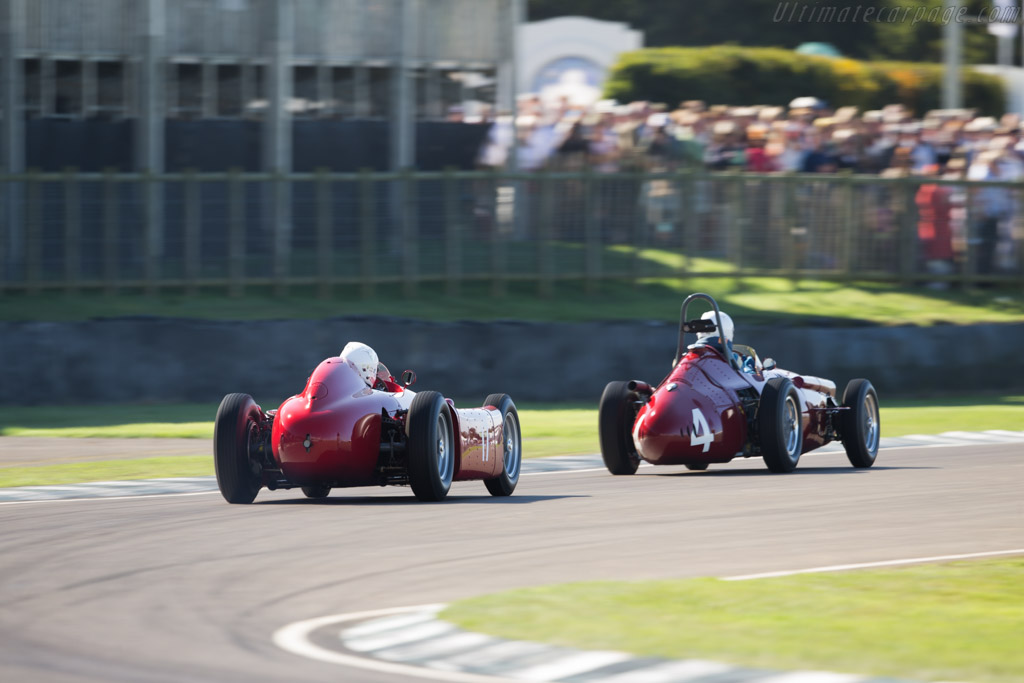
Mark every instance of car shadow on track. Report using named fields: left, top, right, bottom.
left=645, top=465, right=935, bottom=477
left=254, top=494, right=588, bottom=506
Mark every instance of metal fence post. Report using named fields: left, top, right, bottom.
left=492, top=169, right=507, bottom=298
left=900, top=178, right=918, bottom=285
left=583, top=165, right=599, bottom=294
left=315, top=168, right=333, bottom=300
left=359, top=169, right=376, bottom=299
left=783, top=173, right=798, bottom=283
left=840, top=174, right=855, bottom=280
left=1017, top=187, right=1024, bottom=291
left=630, top=170, right=647, bottom=286
left=63, top=168, right=80, bottom=294
left=401, top=168, right=418, bottom=298
left=143, top=168, right=160, bottom=295
left=183, top=169, right=200, bottom=295
left=963, top=182, right=976, bottom=288
left=103, top=168, right=119, bottom=295
left=537, top=169, right=554, bottom=298
left=443, top=168, right=462, bottom=297
left=273, top=170, right=290, bottom=297
left=733, top=173, right=747, bottom=285
left=25, top=169, right=40, bottom=294
left=228, top=168, right=245, bottom=297
left=678, top=168, right=697, bottom=277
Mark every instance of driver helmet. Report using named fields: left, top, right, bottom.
left=696, top=310, right=735, bottom=347
left=340, top=341, right=379, bottom=387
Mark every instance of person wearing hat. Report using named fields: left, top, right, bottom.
left=967, top=150, right=1012, bottom=276
left=915, top=163, right=955, bottom=287
left=745, top=125, right=775, bottom=172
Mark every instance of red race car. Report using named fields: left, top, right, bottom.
left=213, top=343, right=522, bottom=503
left=599, top=293, right=879, bottom=474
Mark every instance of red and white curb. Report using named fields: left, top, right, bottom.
left=274, top=604, right=880, bottom=682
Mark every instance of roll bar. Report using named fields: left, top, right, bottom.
left=673, top=292, right=739, bottom=371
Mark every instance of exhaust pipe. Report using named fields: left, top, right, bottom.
left=627, top=380, right=653, bottom=395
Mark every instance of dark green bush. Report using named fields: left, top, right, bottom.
left=604, top=46, right=1005, bottom=116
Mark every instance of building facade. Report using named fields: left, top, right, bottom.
left=1, top=0, right=516, bottom=174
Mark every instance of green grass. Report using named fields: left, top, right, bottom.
left=1, top=396, right=1021, bottom=488
left=2, top=271, right=1022, bottom=326
left=3, top=396, right=1021, bottom=443
left=441, top=557, right=1024, bottom=683
left=0, top=403, right=219, bottom=439
left=0, top=457, right=212, bottom=488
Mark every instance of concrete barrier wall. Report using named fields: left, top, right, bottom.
left=2, top=317, right=1022, bottom=406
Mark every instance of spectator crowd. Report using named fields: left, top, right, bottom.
left=472, top=95, right=1022, bottom=280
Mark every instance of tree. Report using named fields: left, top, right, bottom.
left=528, top=0, right=999, bottom=64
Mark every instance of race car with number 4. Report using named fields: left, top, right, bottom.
left=599, top=293, right=880, bottom=474
left=214, top=347, right=522, bottom=503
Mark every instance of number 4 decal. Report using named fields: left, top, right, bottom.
left=690, top=408, right=714, bottom=452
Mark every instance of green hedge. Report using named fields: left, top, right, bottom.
left=604, top=46, right=1005, bottom=116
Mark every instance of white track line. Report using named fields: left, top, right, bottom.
left=722, top=548, right=1024, bottom=581
left=0, top=490, right=219, bottom=506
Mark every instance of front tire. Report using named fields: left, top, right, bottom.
left=759, top=378, right=803, bottom=473
left=598, top=381, right=641, bottom=475
left=483, top=394, right=521, bottom=497
left=213, top=393, right=263, bottom=504
left=407, top=391, right=456, bottom=501
left=841, top=379, right=880, bottom=468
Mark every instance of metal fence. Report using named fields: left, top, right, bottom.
left=1, top=169, right=1022, bottom=297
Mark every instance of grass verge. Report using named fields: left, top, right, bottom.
left=0, top=457, right=212, bottom=488
left=1, top=396, right=1021, bottom=487
left=440, top=557, right=1024, bottom=683
left=2, top=276, right=1022, bottom=326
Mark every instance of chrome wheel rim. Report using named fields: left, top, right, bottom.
left=863, top=392, right=879, bottom=454
left=436, top=411, right=453, bottom=487
left=502, top=413, right=521, bottom=480
left=783, top=395, right=800, bottom=457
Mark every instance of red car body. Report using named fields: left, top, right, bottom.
left=600, top=293, right=880, bottom=474
left=214, top=357, right=522, bottom=503
left=631, top=345, right=838, bottom=465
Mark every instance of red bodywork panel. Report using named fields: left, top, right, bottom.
left=632, top=345, right=837, bottom=467
left=271, top=358, right=504, bottom=487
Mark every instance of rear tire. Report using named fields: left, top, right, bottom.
left=841, top=379, right=880, bottom=468
left=301, top=485, right=331, bottom=499
left=213, top=393, right=263, bottom=504
left=407, top=391, right=455, bottom=501
left=684, top=463, right=709, bottom=471
left=598, top=381, right=641, bottom=475
left=759, top=378, right=803, bottom=473
left=483, top=394, right=521, bottom=497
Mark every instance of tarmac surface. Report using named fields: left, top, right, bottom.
left=1, top=438, right=1021, bottom=682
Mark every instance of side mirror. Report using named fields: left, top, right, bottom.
left=400, top=369, right=417, bottom=387
left=763, top=358, right=777, bottom=371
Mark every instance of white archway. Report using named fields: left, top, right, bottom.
left=517, top=16, right=643, bottom=105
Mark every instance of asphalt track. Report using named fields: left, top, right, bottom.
left=1, top=442, right=1021, bottom=682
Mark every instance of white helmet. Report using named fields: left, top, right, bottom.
left=340, top=341, right=379, bottom=387
left=696, top=310, right=735, bottom=346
